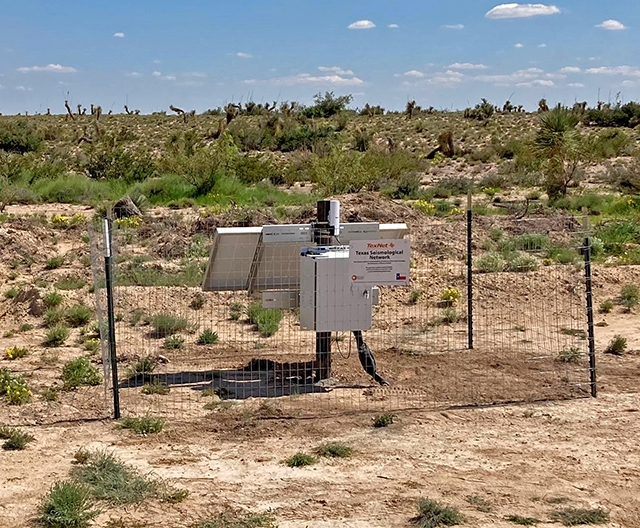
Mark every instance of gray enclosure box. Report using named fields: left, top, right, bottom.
left=299, top=247, right=374, bottom=332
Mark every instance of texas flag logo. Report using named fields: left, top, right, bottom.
left=396, top=273, right=406, bottom=281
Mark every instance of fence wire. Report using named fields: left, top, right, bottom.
left=90, top=208, right=592, bottom=420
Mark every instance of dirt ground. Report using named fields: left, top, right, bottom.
left=1, top=350, right=639, bottom=527
left=1, top=201, right=640, bottom=527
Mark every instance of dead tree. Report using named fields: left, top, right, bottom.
left=90, top=104, right=95, bottom=115
left=406, top=100, right=417, bottom=119
left=64, top=100, right=75, bottom=120
left=95, top=106, right=102, bottom=121
left=538, top=98, right=549, bottom=113
left=124, top=105, right=132, bottom=115
left=76, top=104, right=82, bottom=116
left=46, top=108, right=51, bottom=116
left=225, top=103, right=240, bottom=125
left=169, top=104, right=185, bottom=116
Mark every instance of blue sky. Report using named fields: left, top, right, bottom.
left=1, top=1, right=639, bottom=114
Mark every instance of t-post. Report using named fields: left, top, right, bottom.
left=103, top=218, right=121, bottom=418
left=314, top=200, right=333, bottom=380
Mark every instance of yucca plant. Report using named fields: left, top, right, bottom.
left=534, top=107, right=583, bottom=199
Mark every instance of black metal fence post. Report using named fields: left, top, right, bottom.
left=103, top=219, right=121, bottom=418
left=467, top=192, right=474, bottom=350
left=314, top=201, right=332, bottom=381
left=583, top=235, right=597, bottom=398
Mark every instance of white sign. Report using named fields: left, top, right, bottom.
left=349, top=239, right=410, bottom=286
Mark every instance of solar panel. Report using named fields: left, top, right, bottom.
left=201, top=223, right=408, bottom=292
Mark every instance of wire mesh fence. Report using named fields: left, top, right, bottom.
left=90, top=203, right=593, bottom=420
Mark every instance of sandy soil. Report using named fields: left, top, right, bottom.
left=1, top=372, right=638, bottom=527
left=1, top=200, right=639, bottom=527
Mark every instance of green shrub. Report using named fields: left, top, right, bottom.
left=284, top=452, right=316, bottom=467
left=194, top=512, right=276, bottom=528
left=55, top=277, right=86, bottom=291
left=505, top=253, right=539, bottom=272
left=0, top=369, right=33, bottom=405
left=373, top=412, right=396, bottom=428
left=441, top=308, right=459, bottom=324
left=411, top=498, right=464, bottom=527
left=126, top=357, right=156, bottom=379
left=44, top=291, right=64, bottom=308
left=550, top=508, right=609, bottom=526
left=61, top=357, right=102, bottom=390
left=5, top=346, right=29, bottom=360
left=476, top=253, right=505, bottom=273
left=598, top=300, right=613, bottom=314
left=229, top=302, right=244, bottom=320
left=163, top=335, right=184, bottom=350
left=620, top=284, right=639, bottom=311
left=46, top=255, right=65, bottom=270
left=315, top=442, right=353, bottom=458
left=44, top=325, right=70, bottom=347
left=84, top=145, right=156, bottom=182
left=558, top=347, right=583, bottom=363
left=198, top=330, right=219, bottom=345
left=148, top=312, right=189, bottom=337
left=44, top=308, right=65, bottom=328
left=247, top=302, right=282, bottom=337
left=595, top=220, right=640, bottom=255
left=39, top=481, right=98, bottom=528
left=141, top=381, right=170, bottom=395
left=408, top=289, right=423, bottom=305
left=303, top=91, right=352, bottom=118
left=604, top=335, right=627, bottom=356
left=189, top=292, right=207, bottom=310
left=4, top=286, right=22, bottom=299
left=65, top=305, right=93, bottom=328
left=505, top=515, right=540, bottom=525
left=0, top=120, right=43, bottom=154
left=0, top=426, right=34, bottom=450
left=71, top=450, right=161, bottom=504
left=119, top=415, right=165, bottom=435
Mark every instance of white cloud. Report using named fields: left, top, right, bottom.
left=237, top=52, right=253, bottom=59
left=348, top=20, right=376, bottom=30
left=153, top=59, right=162, bottom=64
left=586, top=65, right=640, bottom=76
left=559, top=66, right=581, bottom=74
left=388, top=24, right=399, bottom=28
left=245, top=73, right=364, bottom=86
left=516, top=79, right=555, bottom=87
left=113, top=32, right=125, bottom=38
left=448, top=62, right=488, bottom=70
left=475, top=67, right=559, bottom=85
left=185, top=72, right=207, bottom=78
left=622, top=80, right=636, bottom=87
left=404, top=70, right=465, bottom=86
left=163, top=75, right=176, bottom=81
left=596, top=19, right=626, bottom=31
left=126, top=72, right=142, bottom=77
left=152, top=71, right=162, bottom=77
left=568, top=83, right=585, bottom=88
left=514, top=43, right=524, bottom=48
left=486, top=3, right=560, bottom=19
left=538, top=43, right=547, bottom=48
left=15, top=85, right=32, bottom=91
left=404, top=70, right=425, bottom=77
left=318, top=66, right=354, bottom=76
left=17, top=63, right=77, bottom=73
left=443, top=24, right=465, bottom=29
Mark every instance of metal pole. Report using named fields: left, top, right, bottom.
left=466, top=192, right=474, bottom=350
left=314, top=201, right=332, bottom=381
left=103, top=219, right=121, bottom=418
left=583, top=235, right=597, bottom=398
